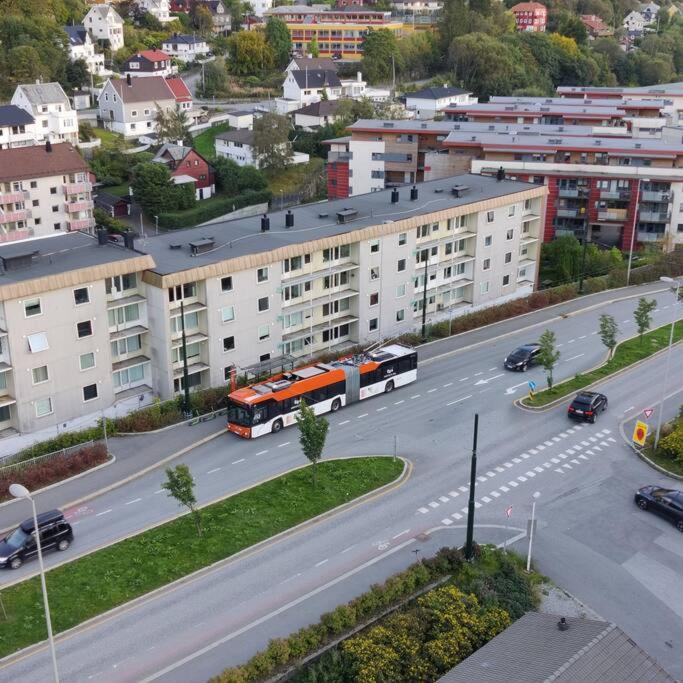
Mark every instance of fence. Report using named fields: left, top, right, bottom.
left=0, top=440, right=98, bottom=475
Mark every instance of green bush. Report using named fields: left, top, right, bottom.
left=657, top=426, right=683, bottom=462
left=13, top=425, right=104, bottom=463
left=583, top=275, right=608, bottom=293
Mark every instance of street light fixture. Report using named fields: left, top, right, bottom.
left=9, top=483, right=60, bottom=683
left=526, top=491, right=541, bottom=572
left=654, top=276, right=681, bottom=450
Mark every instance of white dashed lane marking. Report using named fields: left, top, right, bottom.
left=125, top=498, right=142, bottom=505
left=96, top=509, right=112, bottom=517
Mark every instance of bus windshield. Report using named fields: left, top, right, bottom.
left=227, top=400, right=252, bottom=427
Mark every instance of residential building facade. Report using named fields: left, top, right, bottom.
left=84, top=4, right=125, bottom=52
left=0, top=106, right=37, bottom=150
left=282, top=69, right=343, bottom=108
left=65, top=25, right=107, bottom=77
left=152, top=144, right=215, bottom=200
left=214, top=130, right=309, bottom=168
left=122, top=49, right=176, bottom=78
left=161, top=34, right=211, bottom=62
left=510, top=2, right=547, bottom=31
left=405, top=86, right=476, bottom=120
left=11, top=83, right=79, bottom=145
left=136, top=0, right=173, bottom=23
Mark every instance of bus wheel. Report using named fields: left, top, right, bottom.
left=385, top=380, right=395, bottom=393
left=331, top=398, right=341, bottom=412
left=272, top=419, right=283, bottom=434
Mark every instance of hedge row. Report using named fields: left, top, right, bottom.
left=157, top=189, right=272, bottom=229
left=11, top=425, right=105, bottom=464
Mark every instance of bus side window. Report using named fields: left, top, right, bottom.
left=398, top=357, right=412, bottom=373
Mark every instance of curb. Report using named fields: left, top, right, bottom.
left=0, top=456, right=411, bottom=667
left=515, top=328, right=682, bottom=413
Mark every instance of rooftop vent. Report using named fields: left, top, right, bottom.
left=96, top=228, right=108, bottom=246
left=126, top=73, right=132, bottom=87
left=45, top=140, right=52, bottom=153
left=421, top=123, right=428, bottom=129
left=336, top=208, right=358, bottom=223
left=434, top=188, right=444, bottom=193
left=451, top=184, right=470, bottom=198
left=382, top=122, right=394, bottom=128
left=123, top=230, right=135, bottom=250
left=169, top=243, right=182, bottom=250
left=594, top=140, right=602, bottom=146
left=558, top=617, right=569, bottom=632
left=285, top=210, right=294, bottom=228
left=410, top=185, right=418, bottom=200
left=496, top=167, right=505, bottom=182
left=318, top=212, right=329, bottom=218
left=261, top=215, right=270, bottom=232
left=0, top=250, right=38, bottom=272
left=391, top=188, right=399, bottom=204
left=189, top=237, right=215, bottom=255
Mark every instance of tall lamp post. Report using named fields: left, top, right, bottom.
left=654, top=276, right=681, bottom=449
left=9, top=484, right=59, bottom=683
left=525, top=491, right=541, bottom=572
left=626, top=177, right=649, bottom=286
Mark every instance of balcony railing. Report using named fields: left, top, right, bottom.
left=597, top=210, right=627, bottom=221
left=638, top=210, right=670, bottom=222
left=0, top=191, right=28, bottom=205
left=327, top=151, right=352, bottom=163
left=64, top=181, right=92, bottom=195
left=599, top=190, right=630, bottom=200
left=0, top=228, right=32, bottom=243
left=556, top=208, right=581, bottom=218
left=67, top=217, right=96, bottom=231
left=0, top=208, right=30, bottom=224
left=641, top=190, right=669, bottom=202
left=637, top=231, right=665, bottom=242
left=557, top=188, right=586, bottom=198
left=66, top=199, right=94, bottom=213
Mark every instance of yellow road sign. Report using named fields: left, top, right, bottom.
left=633, top=420, right=648, bottom=446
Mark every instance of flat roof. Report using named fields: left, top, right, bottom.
left=488, top=95, right=665, bottom=110
left=444, top=102, right=627, bottom=118
left=557, top=81, right=683, bottom=97
left=136, top=173, right=540, bottom=276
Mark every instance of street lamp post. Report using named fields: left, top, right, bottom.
left=526, top=491, right=541, bottom=572
left=626, top=177, right=648, bottom=286
left=154, top=215, right=159, bottom=235
left=9, top=484, right=59, bottom=683
left=654, top=276, right=681, bottom=449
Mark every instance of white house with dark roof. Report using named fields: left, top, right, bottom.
left=121, top=49, right=176, bottom=78
left=282, top=69, right=343, bottom=108
left=84, top=4, right=125, bottom=52
left=11, top=83, right=79, bottom=145
left=405, top=86, right=477, bottom=119
left=161, top=34, right=211, bottom=62
left=293, top=101, right=343, bottom=130
left=0, top=105, right=37, bottom=149
left=285, top=57, right=338, bottom=74
left=64, top=25, right=107, bottom=77
left=214, top=130, right=309, bottom=168
left=136, top=0, right=173, bottom=23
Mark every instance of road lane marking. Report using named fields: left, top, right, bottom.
left=474, top=501, right=482, bottom=508
left=452, top=513, right=463, bottom=520
left=579, top=335, right=587, bottom=339
left=488, top=367, right=497, bottom=371
left=461, top=507, right=469, bottom=514
left=338, top=420, right=350, bottom=425
left=504, top=462, right=513, bottom=468
left=512, top=457, right=522, bottom=464
left=474, top=372, right=483, bottom=376
left=499, top=486, right=509, bottom=492
left=481, top=496, right=492, bottom=503
left=458, top=485, right=469, bottom=492
left=410, top=395, right=420, bottom=400
left=447, top=394, right=472, bottom=406
left=529, top=449, right=538, bottom=454
left=525, top=471, right=536, bottom=477
left=443, top=382, right=453, bottom=387
left=376, top=406, right=387, bottom=412
left=477, top=476, right=487, bottom=483
left=534, top=467, right=544, bottom=473
left=154, top=489, right=164, bottom=494
left=394, top=400, right=404, bottom=405
left=427, top=388, right=437, bottom=393
left=552, top=437, right=561, bottom=442
left=459, top=377, right=469, bottom=382
left=508, top=481, right=519, bottom=487
left=441, top=518, right=453, bottom=525
left=357, top=413, right=369, bottom=418
left=542, top=462, right=550, bottom=468
left=591, top=331, right=598, bottom=335
left=544, top=440, right=553, bottom=446
left=277, top=442, right=290, bottom=448
left=96, top=509, right=112, bottom=517
left=428, top=501, right=439, bottom=508
left=565, top=354, right=585, bottom=362
left=559, top=432, right=568, bottom=438
left=536, top=444, right=545, bottom=451
left=438, top=496, right=450, bottom=503
left=280, top=573, right=302, bottom=584
left=448, top=491, right=459, bottom=497
left=232, top=458, right=245, bottom=464
left=315, top=559, right=329, bottom=567
left=255, top=450, right=268, bottom=456
left=341, top=545, right=355, bottom=554
left=490, top=491, right=501, bottom=498
left=207, top=467, right=221, bottom=474
left=392, top=529, right=410, bottom=539
left=125, top=498, right=142, bottom=505
left=495, top=466, right=505, bottom=473
left=417, top=507, right=429, bottom=514
left=567, top=339, right=575, bottom=343
left=517, top=476, right=527, bottom=482
left=486, top=471, right=496, bottom=477
left=521, top=453, right=530, bottom=459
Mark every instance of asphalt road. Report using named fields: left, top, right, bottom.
left=0, top=288, right=681, bottom=682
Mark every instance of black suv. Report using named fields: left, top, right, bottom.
left=634, top=486, right=683, bottom=532
left=567, top=391, right=608, bottom=423
left=504, top=344, right=541, bottom=371
left=0, top=509, right=73, bottom=570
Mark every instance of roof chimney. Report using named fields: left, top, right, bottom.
left=126, top=73, right=132, bottom=87
left=261, top=214, right=270, bottom=232
left=496, top=166, right=505, bottom=181
left=558, top=617, right=569, bottom=631
left=391, top=188, right=399, bottom=204
left=45, top=139, right=52, bottom=153
left=410, top=185, right=418, bottom=201
left=285, top=210, right=294, bottom=228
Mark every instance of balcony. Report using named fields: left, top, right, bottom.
left=641, top=190, right=669, bottom=202
left=64, top=181, right=92, bottom=195
left=0, top=191, right=28, bottom=204
left=557, top=188, right=584, bottom=198
left=637, top=231, right=665, bottom=242
left=599, top=190, right=630, bottom=200
left=327, top=151, right=352, bottom=163
left=0, top=208, right=30, bottom=225
left=67, top=217, right=96, bottom=231
left=66, top=199, right=94, bottom=213
left=638, top=210, right=670, bottom=222
left=556, top=208, right=581, bottom=218
left=597, top=210, right=627, bottom=221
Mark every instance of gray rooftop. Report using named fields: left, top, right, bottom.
left=488, top=95, right=666, bottom=110
left=0, top=105, right=34, bottom=127
left=135, top=173, right=538, bottom=276
left=439, top=613, right=677, bottom=683
left=215, top=129, right=254, bottom=145
left=557, top=81, right=683, bottom=96
left=408, top=86, right=471, bottom=100
left=16, top=82, right=70, bottom=107
left=446, top=102, right=626, bottom=117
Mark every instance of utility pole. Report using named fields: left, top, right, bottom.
left=180, top=300, right=192, bottom=418
left=420, top=253, right=428, bottom=342
left=464, top=413, right=479, bottom=561
left=577, top=217, right=589, bottom=294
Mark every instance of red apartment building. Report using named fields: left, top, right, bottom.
left=510, top=2, right=547, bottom=32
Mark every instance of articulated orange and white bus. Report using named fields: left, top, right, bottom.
left=227, top=343, right=418, bottom=438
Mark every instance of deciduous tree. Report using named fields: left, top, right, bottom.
left=162, top=464, right=202, bottom=536
left=633, top=297, right=657, bottom=344
left=228, top=29, right=274, bottom=75
left=295, top=400, right=329, bottom=487
left=265, top=17, right=292, bottom=69
left=599, top=314, right=619, bottom=359
left=538, top=328, right=561, bottom=390
left=253, top=112, right=291, bottom=171
left=361, top=29, right=401, bottom=84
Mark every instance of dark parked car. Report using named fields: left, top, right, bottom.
left=0, top=509, right=73, bottom=570
left=504, top=343, right=541, bottom=371
left=634, top=486, right=683, bottom=532
left=567, top=391, right=608, bottom=423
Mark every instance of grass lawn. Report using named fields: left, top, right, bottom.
left=0, top=457, right=402, bottom=658
left=91, top=127, right=127, bottom=151
left=522, top=320, right=683, bottom=407
left=102, top=182, right=131, bottom=197
left=643, top=447, right=683, bottom=477
left=268, top=158, right=324, bottom=196
left=192, top=122, right=231, bottom=159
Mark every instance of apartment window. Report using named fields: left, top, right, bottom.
left=83, top=384, right=98, bottom=402
left=172, top=342, right=201, bottom=365
left=30, top=181, right=37, bottom=189
left=223, top=336, right=235, bottom=351
left=396, top=283, right=406, bottom=297
left=519, top=268, right=527, bottom=279
left=35, top=397, right=53, bottom=418
left=370, top=292, right=379, bottom=306
left=24, top=298, right=42, bottom=317
left=27, top=332, right=49, bottom=353
left=131, top=110, right=137, bottom=117
left=283, top=311, right=304, bottom=328
left=221, top=276, right=233, bottom=292
left=369, top=318, right=378, bottom=331
left=224, top=365, right=234, bottom=382
left=417, top=225, right=429, bottom=239
left=258, top=324, right=270, bottom=341
left=257, top=267, right=269, bottom=283
left=53, top=223, right=61, bottom=230
left=106, top=273, right=137, bottom=294
left=32, top=365, right=49, bottom=385
left=221, top=306, right=235, bottom=322
left=50, top=187, right=57, bottom=195
left=370, top=239, right=380, bottom=253
left=508, top=205, right=516, bottom=217
left=487, top=211, right=495, bottom=223
left=398, top=232, right=407, bottom=246
left=445, top=242, right=453, bottom=256
left=79, top=352, right=96, bottom=370
left=505, top=252, right=512, bottom=264
left=323, top=245, right=350, bottom=261
left=524, top=199, right=532, bottom=210
left=32, top=199, right=39, bottom=207
left=484, top=235, right=492, bottom=247
left=483, top=258, right=491, bottom=271
left=170, top=313, right=198, bottom=334
left=480, top=281, right=490, bottom=294
left=397, top=258, right=406, bottom=272
left=108, top=304, right=139, bottom=327
left=503, top=274, right=511, bottom=286
left=168, top=282, right=196, bottom=302
left=396, top=309, right=405, bottom=322
left=506, top=229, right=514, bottom=240
left=77, top=320, right=93, bottom=338
left=283, top=256, right=302, bottom=272
left=257, top=296, right=269, bottom=312
left=52, top=205, right=59, bottom=213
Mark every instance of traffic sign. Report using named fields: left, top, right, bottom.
left=632, top=420, right=648, bottom=446
left=505, top=505, right=513, bottom=518
left=528, top=380, right=537, bottom=391
left=643, top=408, right=654, bottom=419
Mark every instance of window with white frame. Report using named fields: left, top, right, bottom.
left=170, top=312, right=199, bottom=334
left=505, top=252, right=512, bottom=264
left=79, top=352, right=96, bottom=370
left=484, top=235, right=492, bottom=247
left=483, top=258, right=491, bottom=270
left=396, top=309, right=405, bottom=322
left=506, top=228, right=514, bottom=240
left=486, top=211, right=495, bottom=223
left=27, top=332, right=49, bottom=353
left=172, top=342, right=201, bottom=364
left=396, top=283, right=406, bottom=297
left=35, top=397, right=53, bottom=417
left=168, top=282, right=196, bottom=302
left=369, top=317, right=378, bottom=331
left=257, top=267, right=269, bottom=283
left=32, top=365, right=49, bottom=385
left=74, top=288, right=90, bottom=305
left=503, top=274, right=511, bottom=286
left=369, top=239, right=380, bottom=253
left=397, top=258, right=406, bottom=272
left=113, top=363, right=146, bottom=390
left=108, top=303, right=139, bottom=327
left=258, top=324, right=270, bottom=341
left=369, top=292, right=379, bottom=306
left=508, top=205, right=516, bottom=217
left=221, top=306, right=235, bottom=322
left=223, top=336, right=235, bottom=351
left=257, top=296, right=269, bottom=312
left=480, top=281, right=490, bottom=294
left=398, top=232, right=407, bottom=246
left=106, top=273, right=137, bottom=294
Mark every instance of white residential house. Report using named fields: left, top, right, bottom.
left=0, top=105, right=37, bottom=149
left=121, top=50, right=176, bottom=78
left=293, top=101, right=343, bottom=130
left=64, top=25, right=107, bottom=77
left=282, top=69, right=343, bottom=108
left=405, top=86, right=477, bottom=119
left=285, top=57, right=338, bottom=74
left=84, top=4, right=125, bottom=52
left=214, top=130, right=309, bottom=168
left=225, top=110, right=255, bottom=130
left=251, top=0, right=273, bottom=16
left=623, top=10, right=647, bottom=34
left=639, top=1, right=660, bottom=22
left=136, top=0, right=173, bottom=22
left=11, top=83, right=79, bottom=145
left=98, top=75, right=177, bottom=138
left=161, top=34, right=211, bottom=62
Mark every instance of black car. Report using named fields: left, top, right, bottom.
left=634, top=486, right=683, bottom=532
left=504, top=344, right=541, bottom=371
left=567, top=391, right=608, bottom=423
left=0, top=509, right=73, bottom=570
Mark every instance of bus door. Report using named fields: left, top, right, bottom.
left=341, top=365, right=360, bottom=405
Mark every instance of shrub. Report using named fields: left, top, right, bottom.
left=657, top=426, right=683, bottom=462
left=583, top=276, right=608, bottom=294
left=12, top=425, right=104, bottom=463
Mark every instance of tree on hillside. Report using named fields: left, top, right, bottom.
left=599, top=314, right=619, bottom=360
left=191, top=4, right=214, bottom=35
left=265, top=17, right=292, bottom=69
left=540, top=235, right=582, bottom=285
left=213, top=157, right=269, bottom=194
left=308, top=35, right=320, bottom=58
left=361, top=29, right=401, bottom=84
left=228, top=30, right=274, bottom=75
left=131, top=162, right=172, bottom=216
left=64, top=58, right=89, bottom=90
left=162, top=464, right=202, bottom=536
left=253, top=112, right=291, bottom=171
left=538, top=328, right=561, bottom=391
left=155, top=104, right=192, bottom=146
left=633, top=297, right=657, bottom=344
left=295, top=400, right=329, bottom=487
left=201, top=59, right=229, bottom=98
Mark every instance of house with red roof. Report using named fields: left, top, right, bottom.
left=510, top=2, right=547, bottom=32
left=165, top=76, right=193, bottom=113
left=581, top=14, right=614, bottom=38
left=152, top=144, right=215, bottom=200
left=122, top=48, right=176, bottom=78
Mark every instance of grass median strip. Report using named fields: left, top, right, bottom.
left=0, top=457, right=403, bottom=658
left=522, top=320, right=683, bottom=408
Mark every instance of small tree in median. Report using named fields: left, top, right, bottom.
left=598, top=314, right=619, bottom=360
left=538, top=328, right=561, bottom=391
left=162, top=464, right=202, bottom=536
left=633, top=297, right=657, bottom=344
left=295, top=400, right=329, bottom=487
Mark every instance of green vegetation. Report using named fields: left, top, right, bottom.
left=211, top=546, right=540, bottom=683
left=192, top=121, right=232, bottom=159
left=131, top=161, right=196, bottom=217
left=267, top=158, right=325, bottom=198
left=522, top=321, right=683, bottom=407
left=0, top=458, right=403, bottom=658
left=643, top=405, right=683, bottom=477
